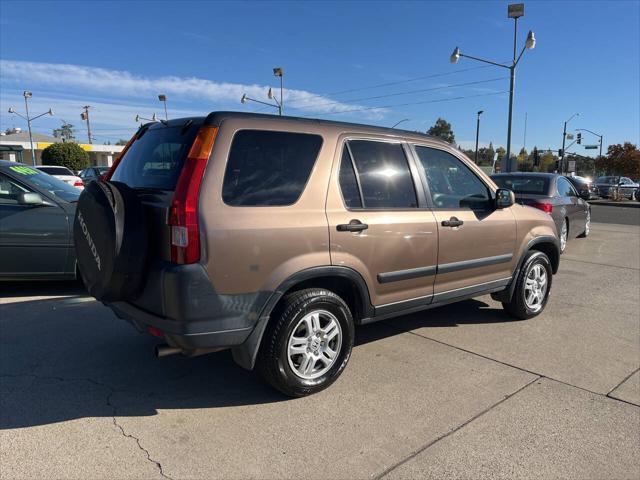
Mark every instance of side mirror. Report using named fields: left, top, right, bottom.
left=495, top=188, right=515, bottom=209
left=18, top=192, right=45, bottom=206
left=579, top=190, right=590, bottom=200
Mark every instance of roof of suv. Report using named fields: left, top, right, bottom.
left=141, top=111, right=452, bottom=147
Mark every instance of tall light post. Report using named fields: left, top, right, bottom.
left=273, top=67, right=284, bottom=115
left=450, top=3, right=536, bottom=172
left=475, top=110, right=484, bottom=164
left=240, top=93, right=281, bottom=115
left=8, top=91, right=54, bottom=166
left=560, top=113, right=579, bottom=174
left=158, top=94, right=168, bottom=120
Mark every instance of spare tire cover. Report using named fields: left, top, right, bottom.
left=74, top=181, right=148, bottom=301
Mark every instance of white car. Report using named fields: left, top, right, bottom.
left=36, top=166, right=84, bottom=189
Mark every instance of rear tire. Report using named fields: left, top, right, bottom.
left=257, top=288, right=354, bottom=397
left=502, top=251, right=553, bottom=320
left=559, top=218, right=568, bottom=253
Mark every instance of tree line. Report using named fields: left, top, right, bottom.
left=425, top=117, right=639, bottom=178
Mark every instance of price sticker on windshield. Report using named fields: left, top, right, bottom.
left=10, top=166, right=39, bottom=175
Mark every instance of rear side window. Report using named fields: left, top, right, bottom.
left=110, top=123, right=200, bottom=190
left=345, top=140, right=417, bottom=209
left=222, top=130, right=322, bottom=206
left=38, top=166, right=74, bottom=176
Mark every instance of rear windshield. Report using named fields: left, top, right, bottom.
left=110, top=123, right=199, bottom=190
left=38, top=166, right=74, bottom=176
left=596, top=176, right=618, bottom=185
left=492, top=175, right=550, bottom=194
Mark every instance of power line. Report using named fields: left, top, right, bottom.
left=287, top=77, right=506, bottom=110
left=324, top=63, right=503, bottom=96
left=302, top=90, right=509, bottom=116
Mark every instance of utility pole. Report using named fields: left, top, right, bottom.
left=81, top=106, right=93, bottom=144
left=475, top=110, right=484, bottom=164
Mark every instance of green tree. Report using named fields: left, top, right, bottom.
left=41, top=142, right=89, bottom=171
left=427, top=118, right=455, bottom=144
left=539, top=151, right=557, bottom=173
left=595, top=143, right=640, bottom=177
left=115, top=139, right=129, bottom=146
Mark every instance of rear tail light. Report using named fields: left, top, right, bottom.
left=168, top=126, right=218, bottom=264
left=74, top=180, right=84, bottom=187
left=532, top=201, right=553, bottom=214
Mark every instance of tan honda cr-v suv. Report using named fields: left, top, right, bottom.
left=74, top=112, right=560, bottom=397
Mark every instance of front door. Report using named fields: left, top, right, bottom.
left=410, top=145, right=517, bottom=297
left=0, top=173, right=70, bottom=277
left=326, top=138, right=438, bottom=308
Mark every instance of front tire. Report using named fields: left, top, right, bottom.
left=257, top=288, right=354, bottom=397
left=502, top=251, right=553, bottom=320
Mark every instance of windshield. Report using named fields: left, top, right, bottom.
left=491, top=175, right=550, bottom=194
left=110, top=122, right=200, bottom=190
left=38, top=166, right=74, bottom=176
left=7, top=165, right=80, bottom=202
left=596, top=176, right=619, bottom=185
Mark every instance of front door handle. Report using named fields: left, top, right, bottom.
left=441, top=217, right=463, bottom=228
left=337, top=220, right=369, bottom=232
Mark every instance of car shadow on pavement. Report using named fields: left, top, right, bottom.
left=1, top=290, right=514, bottom=429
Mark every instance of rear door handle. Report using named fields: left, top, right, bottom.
left=337, top=220, right=369, bottom=232
left=441, top=217, right=463, bottom=228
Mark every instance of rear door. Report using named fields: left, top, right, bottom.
left=556, top=176, right=586, bottom=237
left=410, top=145, right=517, bottom=296
left=326, top=137, right=438, bottom=308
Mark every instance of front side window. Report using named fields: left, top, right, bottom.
left=222, top=130, right=322, bottom=206
left=414, top=146, right=490, bottom=209
left=0, top=173, right=30, bottom=205
left=3, top=166, right=79, bottom=203
left=345, top=140, right=417, bottom=209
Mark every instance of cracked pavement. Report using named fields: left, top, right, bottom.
left=1, top=222, right=639, bottom=479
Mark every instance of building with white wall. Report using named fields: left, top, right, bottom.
left=0, top=130, right=124, bottom=167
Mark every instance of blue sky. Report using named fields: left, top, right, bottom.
left=1, top=0, right=638, bottom=155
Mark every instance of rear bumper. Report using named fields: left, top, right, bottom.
left=107, top=261, right=272, bottom=350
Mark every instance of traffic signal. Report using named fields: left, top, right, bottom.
left=533, top=147, right=540, bottom=166
left=577, top=133, right=582, bottom=144
left=558, top=148, right=563, bottom=157
left=80, top=112, right=87, bottom=120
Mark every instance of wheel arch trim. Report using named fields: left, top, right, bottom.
left=231, top=266, right=373, bottom=370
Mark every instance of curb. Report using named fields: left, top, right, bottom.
left=588, top=200, right=640, bottom=209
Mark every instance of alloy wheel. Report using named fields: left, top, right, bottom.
left=524, top=264, right=548, bottom=313
left=287, top=309, right=343, bottom=380
left=560, top=220, right=568, bottom=252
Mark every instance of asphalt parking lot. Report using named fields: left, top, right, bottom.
left=1, top=222, right=639, bottom=479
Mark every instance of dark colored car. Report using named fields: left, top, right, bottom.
left=0, top=160, right=80, bottom=280
left=566, top=175, right=598, bottom=200
left=78, top=166, right=110, bottom=186
left=594, top=176, right=639, bottom=199
left=491, top=172, right=590, bottom=253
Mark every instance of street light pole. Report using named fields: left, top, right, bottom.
left=475, top=110, right=484, bottom=164
left=23, top=92, right=35, bottom=164
left=8, top=91, right=53, bottom=166
left=450, top=3, right=535, bottom=172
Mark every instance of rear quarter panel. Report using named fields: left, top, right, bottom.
left=198, top=117, right=333, bottom=295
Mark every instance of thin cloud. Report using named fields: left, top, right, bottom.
left=0, top=60, right=386, bottom=119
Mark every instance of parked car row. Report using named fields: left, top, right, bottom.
left=593, top=176, right=639, bottom=200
